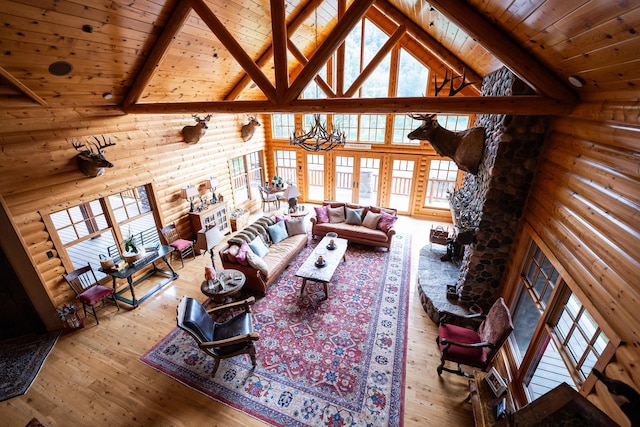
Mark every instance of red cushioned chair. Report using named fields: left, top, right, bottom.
left=63, top=263, right=120, bottom=325
left=436, top=297, right=513, bottom=377
left=177, top=296, right=259, bottom=376
left=161, top=222, right=195, bottom=268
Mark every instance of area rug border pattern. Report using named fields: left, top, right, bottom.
left=141, top=233, right=410, bottom=426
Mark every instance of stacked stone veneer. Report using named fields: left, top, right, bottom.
left=452, top=67, right=549, bottom=311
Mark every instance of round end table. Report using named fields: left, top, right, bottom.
left=200, top=269, right=246, bottom=304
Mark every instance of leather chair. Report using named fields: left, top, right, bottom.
left=160, top=222, right=195, bottom=267
left=63, top=263, right=120, bottom=325
left=436, top=297, right=513, bottom=377
left=177, top=296, right=259, bottom=375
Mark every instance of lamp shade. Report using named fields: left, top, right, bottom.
left=181, top=185, right=198, bottom=199
left=283, top=185, right=301, bottom=199
left=204, top=226, right=225, bottom=248
left=204, top=177, right=219, bottom=190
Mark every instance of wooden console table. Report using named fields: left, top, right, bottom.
left=100, top=245, right=178, bottom=308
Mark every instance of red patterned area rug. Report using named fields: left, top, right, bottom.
left=140, top=233, right=411, bottom=426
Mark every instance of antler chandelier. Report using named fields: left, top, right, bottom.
left=290, top=114, right=346, bottom=152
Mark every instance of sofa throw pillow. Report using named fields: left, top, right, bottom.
left=377, top=210, right=398, bottom=233
left=246, top=249, right=269, bottom=277
left=345, top=207, right=363, bottom=225
left=362, top=211, right=381, bottom=229
left=328, top=205, right=346, bottom=223
left=236, top=242, right=251, bottom=266
left=314, top=205, right=329, bottom=223
left=285, top=218, right=306, bottom=236
left=224, top=244, right=240, bottom=263
left=267, top=220, right=288, bottom=244
left=248, top=236, right=269, bottom=258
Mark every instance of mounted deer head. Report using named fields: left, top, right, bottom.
left=182, top=114, right=211, bottom=144
left=408, top=114, right=485, bottom=175
left=241, top=116, right=260, bottom=142
left=71, top=135, right=116, bottom=177
left=434, top=68, right=475, bottom=97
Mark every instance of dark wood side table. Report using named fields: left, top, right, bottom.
left=200, top=268, right=246, bottom=304
left=468, top=371, right=507, bottom=427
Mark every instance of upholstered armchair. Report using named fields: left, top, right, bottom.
left=436, top=297, right=513, bottom=377
left=177, top=296, right=259, bottom=375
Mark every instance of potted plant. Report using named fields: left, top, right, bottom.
left=57, top=302, right=84, bottom=329
left=123, top=232, right=144, bottom=265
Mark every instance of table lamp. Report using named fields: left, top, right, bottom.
left=181, top=185, right=199, bottom=212
left=204, top=177, right=219, bottom=204
left=282, top=185, right=301, bottom=211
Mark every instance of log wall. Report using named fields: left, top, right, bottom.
left=0, top=109, right=266, bottom=323
left=502, top=90, right=640, bottom=426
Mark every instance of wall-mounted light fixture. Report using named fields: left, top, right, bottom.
left=180, top=185, right=199, bottom=212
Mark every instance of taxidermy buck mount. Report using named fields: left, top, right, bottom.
left=70, top=135, right=116, bottom=177
left=408, top=69, right=485, bottom=175
left=182, top=114, right=211, bottom=143
left=241, top=116, right=260, bottom=142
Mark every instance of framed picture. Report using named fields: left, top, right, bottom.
left=486, top=367, right=508, bottom=397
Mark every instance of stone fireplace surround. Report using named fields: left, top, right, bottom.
left=418, top=67, right=549, bottom=322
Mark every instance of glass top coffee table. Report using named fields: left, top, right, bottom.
left=295, top=236, right=348, bottom=301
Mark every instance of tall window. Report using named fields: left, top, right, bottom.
left=508, top=240, right=617, bottom=403
left=274, top=150, right=297, bottom=184
left=271, top=113, right=295, bottom=139
left=424, top=160, right=458, bottom=208
left=230, top=156, right=249, bottom=203
left=49, top=185, right=159, bottom=279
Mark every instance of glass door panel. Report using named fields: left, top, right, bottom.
left=358, top=157, right=380, bottom=206
left=334, top=155, right=355, bottom=202
left=306, top=154, right=325, bottom=202
left=389, top=159, right=415, bottom=213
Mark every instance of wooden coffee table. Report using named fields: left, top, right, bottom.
left=200, top=268, right=246, bottom=304
left=296, top=236, right=348, bottom=301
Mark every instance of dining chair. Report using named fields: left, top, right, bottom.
left=160, top=222, right=195, bottom=268
left=63, top=263, right=120, bottom=325
left=259, top=186, right=279, bottom=211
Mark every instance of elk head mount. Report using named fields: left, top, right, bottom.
left=240, top=116, right=260, bottom=142
left=408, top=114, right=485, bottom=175
left=71, top=135, right=116, bottom=178
left=182, top=114, right=211, bottom=144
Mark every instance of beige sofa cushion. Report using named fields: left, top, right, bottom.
left=362, top=211, right=381, bottom=229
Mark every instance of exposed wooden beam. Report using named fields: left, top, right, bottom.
left=287, top=42, right=336, bottom=98
left=426, top=0, right=578, bottom=104
left=271, top=0, right=289, bottom=103
left=283, top=0, right=376, bottom=104
left=189, top=0, right=277, bottom=103
left=122, top=0, right=191, bottom=109
left=225, top=0, right=320, bottom=101
left=336, top=0, right=347, bottom=96
left=344, top=25, right=405, bottom=98
left=0, top=66, right=47, bottom=106
left=123, top=96, right=575, bottom=115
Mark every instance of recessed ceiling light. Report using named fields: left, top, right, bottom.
left=568, top=75, right=584, bottom=88
left=102, top=92, right=113, bottom=100
left=48, top=61, right=73, bottom=76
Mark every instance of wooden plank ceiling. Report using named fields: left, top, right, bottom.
left=0, top=0, right=638, bottom=114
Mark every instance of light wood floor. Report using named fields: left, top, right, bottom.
left=0, top=213, right=474, bottom=426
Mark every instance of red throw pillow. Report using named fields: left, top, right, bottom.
left=314, top=205, right=329, bottom=223
left=377, top=210, right=398, bottom=233
left=236, top=242, right=251, bottom=266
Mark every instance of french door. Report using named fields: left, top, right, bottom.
left=334, top=155, right=381, bottom=205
